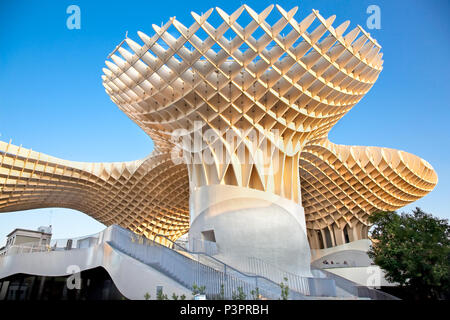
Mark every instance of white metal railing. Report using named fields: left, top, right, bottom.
left=156, top=229, right=333, bottom=298
left=49, top=231, right=101, bottom=249
left=5, top=243, right=51, bottom=255
left=176, top=237, right=341, bottom=297
left=0, top=225, right=341, bottom=298
left=189, top=237, right=218, bottom=256
left=2, top=232, right=102, bottom=256
left=108, top=225, right=307, bottom=299
left=314, top=268, right=399, bottom=300
left=245, top=256, right=311, bottom=295
left=185, top=238, right=312, bottom=295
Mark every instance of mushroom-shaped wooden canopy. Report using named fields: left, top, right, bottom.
left=0, top=5, right=437, bottom=248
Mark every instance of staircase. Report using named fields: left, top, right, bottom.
left=107, top=225, right=394, bottom=300
left=108, top=225, right=291, bottom=299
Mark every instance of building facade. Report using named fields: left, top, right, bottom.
left=0, top=227, right=52, bottom=256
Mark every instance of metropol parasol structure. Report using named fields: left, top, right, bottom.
left=0, top=5, right=437, bottom=276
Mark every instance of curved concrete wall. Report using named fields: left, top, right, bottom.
left=0, top=242, right=190, bottom=300
left=189, top=184, right=311, bottom=277
left=311, top=239, right=373, bottom=268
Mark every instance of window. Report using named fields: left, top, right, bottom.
left=201, top=230, right=216, bottom=243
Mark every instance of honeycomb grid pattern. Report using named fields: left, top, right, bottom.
left=101, top=5, right=385, bottom=203
left=0, top=141, right=190, bottom=244
left=0, top=5, right=438, bottom=250
left=301, top=138, right=438, bottom=248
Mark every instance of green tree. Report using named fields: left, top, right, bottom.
left=144, top=292, right=151, bottom=300
left=368, top=208, right=450, bottom=299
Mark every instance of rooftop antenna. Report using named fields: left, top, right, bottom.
left=107, top=31, right=128, bottom=59
left=48, top=209, right=53, bottom=227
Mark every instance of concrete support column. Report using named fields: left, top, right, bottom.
left=351, top=223, right=364, bottom=242
left=189, top=184, right=312, bottom=277
left=320, top=229, right=328, bottom=249
left=333, top=224, right=345, bottom=246
left=308, top=229, right=319, bottom=250
left=329, top=226, right=337, bottom=247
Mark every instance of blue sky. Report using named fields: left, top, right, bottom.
left=0, top=0, right=449, bottom=244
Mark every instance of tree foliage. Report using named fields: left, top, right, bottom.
left=232, top=287, right=247, bottom=300
left=191, top=283, right=206, bottom=299
left=368, top=207, right=450, bottom=299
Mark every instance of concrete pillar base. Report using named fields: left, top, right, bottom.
left=189, top=184, right=312, bottom=277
